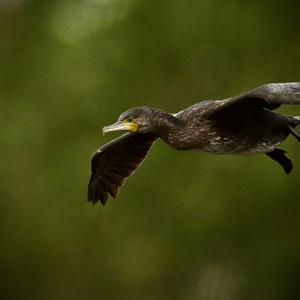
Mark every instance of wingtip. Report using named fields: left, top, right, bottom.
left=87, top=193, right=107, bottom=205
left=100, top=197, right=108, bottom=205
left=87, top=181, right=101, bottom=205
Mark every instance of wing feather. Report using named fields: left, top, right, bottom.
left=207, top=82, right=300, bottom=117
left=88, top=132, right=157, bottom=205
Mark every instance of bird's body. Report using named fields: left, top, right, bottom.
left=169, top=102, right=293, bottom=154
left=88, top=82, right=300, bottom=205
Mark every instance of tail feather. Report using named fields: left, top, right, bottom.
left=288, top=116, right=300, bottom=141
left=289, top=126, right=300, bottom=142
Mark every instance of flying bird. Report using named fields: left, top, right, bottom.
left=88, top=82, right=300, bottom=205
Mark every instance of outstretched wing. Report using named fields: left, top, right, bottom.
left=207, top=82, right=300, bottom=117
left=88, top=132, right=157, bottom=205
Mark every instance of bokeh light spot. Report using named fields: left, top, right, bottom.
left=50, top=0, right=131, bottom=43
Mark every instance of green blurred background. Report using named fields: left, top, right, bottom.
left=1, top=0, right=300, bottom=299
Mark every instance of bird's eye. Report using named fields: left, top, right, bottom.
left=127, top=118, right=133, bottom=122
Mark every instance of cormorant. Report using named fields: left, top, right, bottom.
left=88, top=82, right=300, bottom=205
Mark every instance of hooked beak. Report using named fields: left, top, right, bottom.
left=102, top=120, right=138, bottom=135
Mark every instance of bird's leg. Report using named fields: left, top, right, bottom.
left=288, top=126, right=300, bottom=142
left=266, top=149, right=293, bottom=174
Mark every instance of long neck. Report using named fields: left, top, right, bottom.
left=151, top=109, right=187, bottom=147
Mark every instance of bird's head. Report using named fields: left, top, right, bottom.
left=102, top=106, right=157, bottom=135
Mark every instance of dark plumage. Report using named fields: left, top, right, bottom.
left=88, top=82, right=300, bottom=205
